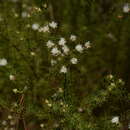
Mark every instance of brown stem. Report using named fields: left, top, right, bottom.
left=23, top=119, right=28, bottom=130
left=15, top=94, right=25, bottom=130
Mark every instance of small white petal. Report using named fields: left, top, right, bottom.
left=60, top=66, right=67, bottom=73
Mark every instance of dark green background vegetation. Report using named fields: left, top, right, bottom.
left=0, top=0, right=130, bottom=130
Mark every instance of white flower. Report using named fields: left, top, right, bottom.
left=111, top=116, right=119, bottom=124
left=51, top=47, right=61, bottom=56
left=49, top=21, right=57, bottom=29
left=118, top=79, right=124, bottom=84
left=40, top=123, right=44, bottom=128
left=129, top=124, right=130, bottom=129
left=60, top=66, right=67, bottom=73
left=70, top=58, right=78, bottom=64
left=110, top=83, right=116, bottom=87
left=0, top=58, right=7, bottom=66
left=32, top=23, right=39, bottom=30
left=9, top=75, right=15, bottom=81
left=123, top=3, right=130, bottom=13
left=78, top=108, right=84, bottom=113
left=107, top=74, right=113, bottom=79
left=21, top=11, right=28, bottom=18
left=30, top=52, right=36, bottom=56
left=13, top=89, right=18, bottom=94
left=85, top=41, right=91, bottom=49
left=39, top=25, right=49, bottom=32
left=51, top=59, right=57, bottom=66
left=45, top=99, right=49, bottom=104
left=46, top=40, right=54, bottom=48
left=48, top=103, right=52, bottom=107
left=2, top=120, right=7, bottom=126
left=59, top=38, right=66, bottom=46
left=58, top=88, right=63, bottom=93
left=62, top=45, right=69, bottom=55
left=70, top=35, right=77, bottom=41
left=75, top=44, right=83, bottom=53
left=8, top=115, right=13, bottom=120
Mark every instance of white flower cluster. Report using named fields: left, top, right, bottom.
left=32, top=21, right=58, bottom=32
left=46, top=33, right=92, bottom=74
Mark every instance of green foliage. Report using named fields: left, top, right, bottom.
left=0, top=0, right=130, bottom=130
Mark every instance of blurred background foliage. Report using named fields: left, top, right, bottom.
left=0, top=0, right=130, bottom=130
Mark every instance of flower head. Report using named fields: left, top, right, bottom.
left=9, top=75, right=15, bottom=81
left=75, top=44, right=83, bottom=53
left=70, top=58, right=78, bottom=64
left=13, top=88, right=18, bottom=94
left=0, top=58, right=7, bottom=66
left=70, top=35, right=77, bottom=41
left=51, top=47, right=61, bottom=56
left=8, top=115, right=13, bottom=120
left=123, top=3, right=130, bottom=13
left=39, top=25, right=49, bottom=32
left=85, top=41, right=91, bottom=49
left=59, top=38, right=66, bottom=46
left=46, top=40, right=54, bottom=48
left=62, top=45, right=69, bottom=55
left=49, top=21, right=58, bottom=29
left=111, top=116, right=119, bottom=124
left=40, top=123, right=44, bottom=128
left=60, top=66, right=67, bottom=73
left=32, top=23, right=39, bottom=30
